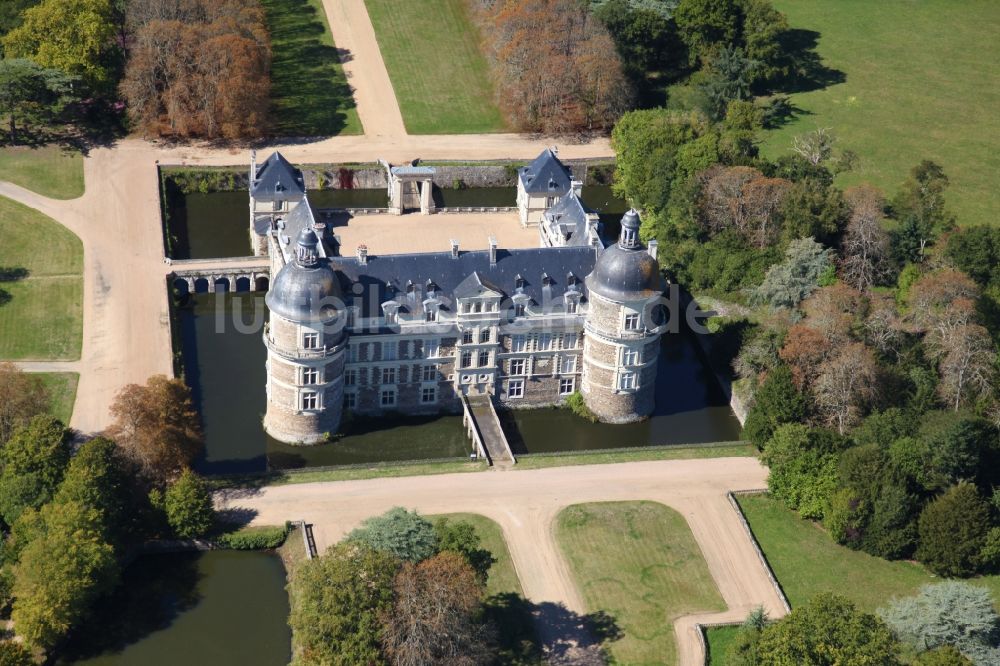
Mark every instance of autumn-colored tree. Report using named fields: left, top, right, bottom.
left=700, top=165, right=791, bottom=247
left=120, top=0, right=271, bottom=140
left=473, top=0, right=633, bottom=134
left=907, top=269, right=980, bottom=349
left=814, top=342, right=880, bottom=434
left=0, top=362, right=48, bottom=444
left=779, top=324, right=831, bottom=392
left=380, top=551, right=494, bottom=666
left=106, top=375, right=202, bottom=484
left=864, top=292, right=904, bottom=356
left=801, top=283, right=867, bottom=343
left=936, top=323, right=996, bottom=411
left=841, top=184, right=893, bottom=291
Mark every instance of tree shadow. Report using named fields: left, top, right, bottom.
left=776, top=28, right=846, bottom=94
left=0, top=267, right=28, bottom=307
left=263, top=0, right=357, bottom=137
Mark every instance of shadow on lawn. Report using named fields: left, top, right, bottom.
left=0, top=266, right=28, bottom=307
left=263, top=0, right=357, bottom=137
left=778, top=28, right=846, bottom=94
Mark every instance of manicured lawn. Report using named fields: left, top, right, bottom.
left=739, top=494, right=1000, bottom=611
left=0, top=196, right=83, bottom=359
left=705, top=624, right=741, bottom=666
left=514, top=442, right=755, bottom=469
left=364, top=0, right=507, bottom=133
left=764, top=0, right=1000, bottom=228
left=0, top=146, right=84, bottom=199
left=556, top=501, right=726, bottom=664
left=261, top=0, right=362, bottom=136
left=37, top=372, right=78, bottom=424
left=432, top=512, right=522, bottom=597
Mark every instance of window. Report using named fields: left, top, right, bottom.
left=460, top=351, right=472, bottom=368
left=623, top=348, right=641, bottom=366
left=461, top=302, right=471, bottom=314
left=624, top=313, right=641, bottom=330
left=560, top=378, right=575, bottom=395
left=509, top=359, right=526, bottom=376
left=478, top=350, right=490, bottom=367
left=619, top=372, right=637, bottom=390
left=566, top=300, right=577, bottom=314
left=421, top=365, right=438, bottom=382
left=511, top=335, right=526, bottom=352
left=384, top=307, right=397, bottom=325
left=424, top=339, right=440, bottom=358
left=473, top=301, right=483, bottom=313
left=383, top=341, right=398, bottom=361
left=303, top=332, right=319, bottom=349
left=462, top=330, right=473, bottom=344
left=348, top=345, right=359, bottom=363
left=381, top=367, right=396, bottom=385
left=539, top=333, right=552, bottom=351
left=421, top=387, right=437, bottom=404
left=563, top=333, right=578, bottom=349
left=561, top=355, right=577, bottom=373
left=302, top=367, right=319, bottom=384
left=302, top=391, right=319, bottom=410
left=425, top=308, right=436, bottom=322
left=380, top=389, right=396, bottom=407
left=345, top=392, right=357, bottom=409
left=344, top=369, right=357, bottom=386
left=508, top=379, right=524, bottom=399
left=514, top=303, right=526, bottom=317
left=479, top=328, right=491, bottom=343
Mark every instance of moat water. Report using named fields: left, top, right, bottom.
left=177, top=293, right=740, bottom=476
left=57, top=551, right=290, bottom=665
left=166, top=186, right=628, bottom=259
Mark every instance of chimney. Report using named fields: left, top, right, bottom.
left=450, top=239, right=460, bottom=259
left=249, top=150, right=257, bottom=186
left=647, top=239, right=658, bottom=262
left=570, top=179, right=583, bottom=197
left=357, top=244, right=368, bottom=265
left=488, top=235, right=497, bottom=267
left=551, top=145, right=559, bottom=156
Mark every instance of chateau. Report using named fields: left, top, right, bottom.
left=251, top=151, right=668, bottom=445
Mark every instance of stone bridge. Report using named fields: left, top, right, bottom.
left=169, top=256, right=271, bottom=294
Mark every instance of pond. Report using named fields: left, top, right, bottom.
left=176, top=293, right=469, bottom=475
left=57, top=551, right=290, bottom=666
left=501, top=329, right=742, bottom=455
left=165, top=185, right=630, bottom=260
left=177, top=292, right=739, bottom=475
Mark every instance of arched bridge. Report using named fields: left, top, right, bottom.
left=168, top=256, right=270, bottom=294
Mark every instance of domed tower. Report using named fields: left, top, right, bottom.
left=263, top=229, right=346, bottom=444
left=581, top=210, right=666, bottom=423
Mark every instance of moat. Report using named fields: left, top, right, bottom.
left=177, top=293, right=741, bottom=475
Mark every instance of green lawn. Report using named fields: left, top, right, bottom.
left=705, top=624, right=741, bottom=666
left=764, top=0, right=1000, bottom=228
left=514, top=442, right=755, bottom=470
left=364, top=0, right=507, bottom=133
left=261, top=0, right=362, bottom=136
left=556, top=501, right=726, bottom=665
left=37, top=372, right=78, bottom=424
left=739, top=494, right=1000, bottom=612
left=0, top=146, right=84, bottom=199
left=0, top=196, right=83, bottom=359
left=432, top=512, right=522, bottom=597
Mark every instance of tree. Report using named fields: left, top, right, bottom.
left=892, top=160, right=956, bottom=255
left=917, top=483, right=992, bottom=577
left=700, top=45, right=759, bottom=119
left=779, top=324, right=832, bottom=391
left=756, top=593, right=901, bottom=665
left=841, top=184, right=893, bottom=290
left=0, top=1, right=40, bottom=36
left=592, top=0, right=684, bottom=88
left=752, top=237, right=833, bottom=309
left=0, top=362, right=48, bottom=444
left=380, top=551, right=494, bottom=666
left=778, top=178, right=848, bottom=246
left=2, top=0, right=116, bottom=90
left=164, top=469, right=214, bottom=539
left=727, top=606, right=768, bottom=665
left=54, top=436, right=134, bottom=544
left=761, top=423, right=849, bottom=519
left=743, top=365, right=810, bottom=449
left=674, top=0, right=742, bottom=66
left=700, top=165, right=792, bottom=247
left=945, top=226, right=1000, bottom=288
left=348, top=507, right=439, bottom=563
left=737, top=0, right=789, bottom=83
left=11, top=500, right=118, bottom=649
left=813, top=342, right=879, bottom=434
left=936, top=323, right=996, bottom=411
left=289, top=542, right=399, bottom=665
left=0, top=642, right=33, bottom=666
left=881, top=582, right=1000, bottom=666
left=434, top=518, right=494, bottom=584
left=914, top=646, right=974, bottom=666
left=907, top=269, right=980, bottom=347
left=792, top=127, right=836, bottom=166
left=106, top=375, right=202, bottom=484
left=0, top=415, right=71, bottom=524
left=0, top=58, right=76, bottom=143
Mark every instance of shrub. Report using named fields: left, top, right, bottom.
left=761, top=424, right=849, bottom=519
left=743, top=365, right=810, bottom=450
left=564, top=391, right=598, bottom=423
left=164, top=470, right=214, bottom=539
left=347, top=507, right=438, bottom=563
left=0, top=641, right=32, bottom=666
left=916, top=483, right=992, bottom=577
left=217, top=523, right=290, bottom=550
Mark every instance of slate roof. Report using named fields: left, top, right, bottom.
left=330, top=246, right=597, bottom=318
left=518, top=149, right=572, bottom=195
left=251, top=152, right=305, bottom=202
left=542, top=190, right=598, bottom=247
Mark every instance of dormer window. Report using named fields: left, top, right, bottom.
left=566, top=300, right=577, bottom=314
left=514, top=303, right=526, bottom=317
left=542, top=273, right=553, bottom=286
left=382, top=302, right=399, bottom=325
left=425, top=309, right=436, bottom=322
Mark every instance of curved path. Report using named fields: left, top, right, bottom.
left=217, top=457, right=786, bottom=665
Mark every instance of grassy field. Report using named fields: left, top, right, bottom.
left=37, top=372, right=78, bottom=424
left=0, top=196, right=83, bottom=359
left=432, top=513, right=522, bottom=597
left=764, top=0, right=1000, bottom=228
left=0, top=146, right=84, bottom=199
left=705, top=624, right=741, bottom=666
left=556, top=501, right=726, bottom=664
left=739, top=494, right=1000, bottom=611
left=261, top=0, right=362, bottom=136
left=364, top=0, right=506, bottom=134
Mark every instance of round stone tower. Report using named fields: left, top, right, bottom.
left=263, top=228, right=346, bottom=444
left=581, top=210, right=666, bottom=423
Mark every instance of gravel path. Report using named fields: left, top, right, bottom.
left=217, top=457, right=785, bottom=665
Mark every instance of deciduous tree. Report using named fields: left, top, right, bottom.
left=813, top=342, right=879, bottom=434
left=0, top=362, right=48, bottom=445
left=761, top=423, right=848, bottom=519
left=0, top=415, right=70, bottom=525
left=841, top=184, right=893, bottom=290
left=164, top=468, right=214, bottom=539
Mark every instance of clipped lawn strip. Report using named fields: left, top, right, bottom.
left=0, top=146, right=84, bottom=200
